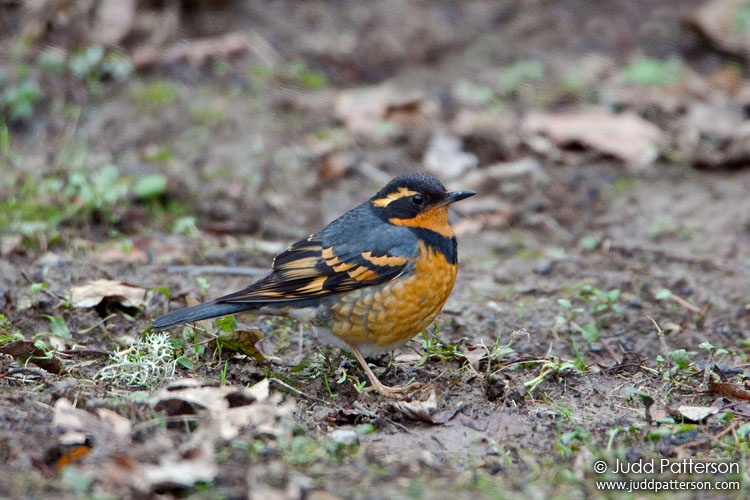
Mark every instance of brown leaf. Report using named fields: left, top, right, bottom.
left=458, top=342, right=487, bottom=371
left=392, top=391, right=438, bottom=422
left=685, top=0, right=750, bottom=59
left=523, top=109, right=665, bottom=168
left=215, top=328, right=267, bottom=361
left=149, top=379, right=291, bottom=441
left=140, top=440, right=218, bottom=491
left=0, top=340, right=64, bottom=374
left=423, top=132, right=477, bottom=180
left=150, top=378, right=269, bottom=415
left=90, top=0, right=136, bottom=46
left=0, top=340, right=36, bottom=356
left=95, top=243, right=150, bottom=265
left=162, top=31, right=251, bottom=67
left=709, top=382, right=750, bottom=400
left=70, top=279, right=147, bottom=309
left=49, top=398, right=129, bottom=470
left=666, top=404, right=718, bottom=423
left=334, top=83, right=434, bottom=135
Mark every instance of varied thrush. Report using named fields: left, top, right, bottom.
left=153, top=172, right=475, bottom=397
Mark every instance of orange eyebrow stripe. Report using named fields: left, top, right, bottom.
left=372, top=187, right=419, bottom=207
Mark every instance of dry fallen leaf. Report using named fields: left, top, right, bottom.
left=391, top=391, right=465, bottom=424
left=0, top=340, right=64, bottom=374
left=724, top=121, right=750, bottom=166
left=49, top=398, right=131, bottom=470
left=334, top=82, right=435, bottom=135
left=95, top=243, right=150, bottom=265
left=70, top=279, right=147, bottom=309
left=162, top=31, right=251, bottom=67
left=139, top=440, right=218, bottom=491
left=423, top=131, right=477, bottom=180
left=685, top=0, right=750, bottom=59
left=90, top=0, right=136, bottom=46
left=709, top=381, right=750, bottom=400
left=458, top=342, right=488, bottom=371
left=523, top=109, right=665, bottom=168
left=149, top=378, right=290, bottom=440
left=666, top=404, right=719, bottom=423
left=215, top=328, right=268, bottom=361
left=392, top=390, right=438, bottom=422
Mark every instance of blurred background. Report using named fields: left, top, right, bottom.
left=3, top=0, right=748, bottom=239
left=1, top=1, right=750, bottom=498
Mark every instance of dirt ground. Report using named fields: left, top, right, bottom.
left=2, top=1, right=750, bottom=498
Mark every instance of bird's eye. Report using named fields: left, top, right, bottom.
left=411, top=194, right=424, bottom=206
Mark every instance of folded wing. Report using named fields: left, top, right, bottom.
left=217, top=234, right=410, bottom=304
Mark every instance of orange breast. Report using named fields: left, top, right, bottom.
left=327, top=241, right=458, bottom=356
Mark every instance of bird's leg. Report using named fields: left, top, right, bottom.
left=348, top=343, right=420, bottom=398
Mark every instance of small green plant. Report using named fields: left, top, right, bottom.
left=655, top=347, right=700, bottom=380
left=735, top=5, right=750, bottom=33
left=42, top=314, right=71, bottom=340
left=171, top=323, right=210, bottom=369
left=172, top=216, right=200, bottom=237
left=64, top=164, right=129, bottom=220
left=624, top=387, right=655, bottom=423
left=132, top=174, right=168, bottom=200
left=553, top=406, right=593, bottom=458
left=498, top=60, right=545, bottom=96
left=337, top=366, right=367, bottom=394
left=1, top=78, right=42, bottom=121
left=577, top=235, right=600, bottom=251
left=220, top=360, right=229, bottom=386
left=69, top=45, right=132, bottom=90
left=130, top=80, right=180, bottom=110
left=291, top=348, right=370, bottom=396
left=96, top=331, right=177, bottom=388
left=281, top=58, right=328, bottom=90
left=578, top=285, right=622, bottom=315
left=571, top=340, right=588, bottom=372
left=213, top=315, right=238, bottom=333
left=523, top=358, right=580, bottom=395
left=418, top=324, right=464, bottom=365
left=668, top=348, right=692, bottom=370
left=698, top=340, right=729, bottom=361
left=292, top=349, right=340, bottom=397
left=196, top=277, right=211, bottom=299
left=620, top=56, right=684, bottom=86
left=0, top=314, right=23, bottom=342
left=1, top=156, right=188, bottom=244
left=554, top=285, right=623, bottom=343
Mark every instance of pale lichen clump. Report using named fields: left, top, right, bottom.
left=96, top=331, right=176, bottom=388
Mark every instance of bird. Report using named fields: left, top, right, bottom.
left=152, top=172, right=475, bottom=397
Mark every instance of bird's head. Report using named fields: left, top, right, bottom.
left=370, top=173, right=475, bottom=237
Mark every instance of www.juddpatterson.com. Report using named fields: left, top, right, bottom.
left=593, top=459, right=741, bottom=492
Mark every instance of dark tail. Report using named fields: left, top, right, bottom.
left=152, top=301, right=257, bottom=330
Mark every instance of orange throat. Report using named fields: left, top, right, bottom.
left=388, top=206, right=454, bottom=238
